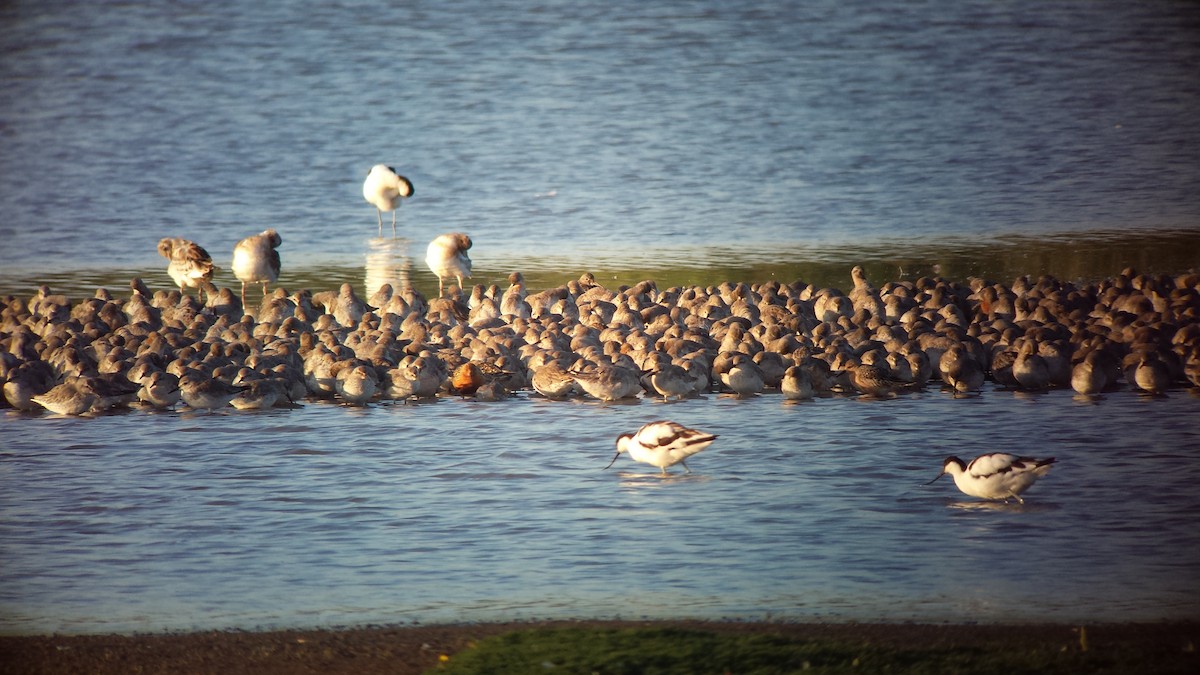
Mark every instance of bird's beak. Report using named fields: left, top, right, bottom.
left=603, top=451, right=621, bottom=470
left=924, top=471, right=945, bottom=486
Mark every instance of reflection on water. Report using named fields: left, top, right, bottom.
left=1072, top=393, right=1105, bottom=406
left=2, top=386, right=1198, bottom=634
left=363, top=237, right=412, bottom=301
left=2, top=0, right=1199, bottom=637
left=2, top=227, right=1198, bottom=302
left=944, top=500, right=1059, bottom=514
left=615, top=472, right=714, bottom=489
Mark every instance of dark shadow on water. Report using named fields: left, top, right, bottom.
left=646, top=395, right=705, bottom=405
left=379, top=397, right=442, bottom=407
left=585, top=398, right=643, bottom=407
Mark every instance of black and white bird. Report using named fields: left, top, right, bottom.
left=157, top=237, right=216, bottom=297
left=605, top=420, right=718, bottom=475
left=425, top=232, right=472, bottom=296
left=231, top=229, right=282, bottom=305
left=363, top=164, right=414, bottom=237
left=927, top=453, right=1056, bottom=503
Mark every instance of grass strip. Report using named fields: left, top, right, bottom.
left=430, top=625, right=1198, bottom=675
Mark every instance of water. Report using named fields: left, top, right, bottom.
left=1, top=0, right=1199, bottom=295
left=2, top=0, right=1200, bottom=634
left=2, top=388, right=1200, bottom=634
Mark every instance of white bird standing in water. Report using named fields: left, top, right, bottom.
left=425, top=232, right=472, bottom=296
left=927, top=453, right=1056, bottom=503
left=363, top=164, right=414, bottom=237
left=605, top=420, right=718, bottom=475
left=231, top=229, right=282, bottom=305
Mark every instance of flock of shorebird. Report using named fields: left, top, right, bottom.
left=4, top=163, right=1200, bottom=502
left=157, top=165, right=471, bottom=305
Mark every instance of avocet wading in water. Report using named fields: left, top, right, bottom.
left=927, top=453, right=1056, bottom=503
left=363, top=164, right=414, bottom=237
left=605, top=420, right=717, bottom=475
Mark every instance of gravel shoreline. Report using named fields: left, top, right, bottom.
left=2, top=619, right=1196, bottom=674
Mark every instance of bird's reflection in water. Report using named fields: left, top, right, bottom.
left=365, top=237, right=413, bottom=302
left=616, top=472, right=712, bottom=490
left=944, top=500, right=1058, bottom=513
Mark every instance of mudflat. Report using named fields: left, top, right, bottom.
left=2, top=620, right=1196, bottom=674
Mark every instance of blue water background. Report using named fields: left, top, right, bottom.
left=1, top=0, right=1199, bottom=634
left=1, top=0, right=1198, bottom=282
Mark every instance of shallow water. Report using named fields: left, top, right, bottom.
left=6, top=228, right=1200, bottom=306
left=2, top=0, right=1199, bottom=296
left=2, top=0, right=1200, bottom=635
left=3, top=385, right=1200, bottom=634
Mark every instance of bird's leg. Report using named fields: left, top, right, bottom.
left=660, top=467, right=669, bottom=476
left=681, top=460, right=692, bottom=473
left=240, top=283, right=248, bottom=306
left=377, top=210, right=384, bottom=238
left=261, top=282, right=269, bottom=297
left=391, top=210, right=398, bottom=238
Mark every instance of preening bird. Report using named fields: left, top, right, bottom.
left=231, top=229, right=282, bottom=305
left=425, top=232, right=472, bottom=296
left=157, top=237, right=216, bottom=297
left=363, top=164, right=414, bottom=237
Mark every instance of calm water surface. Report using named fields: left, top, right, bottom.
left=1, top=0, right=1199, bottom=295
left=3, top=386, right=1200, bottom=634
left=2, top=0, right=1200, bottom=634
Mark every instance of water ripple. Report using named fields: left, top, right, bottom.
left=3, top=0, right=1200, bottom=635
